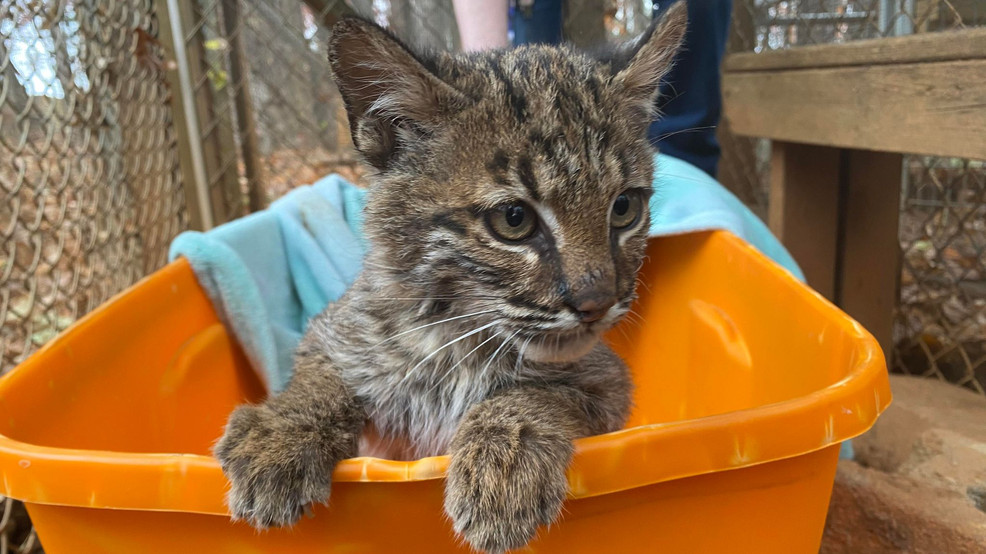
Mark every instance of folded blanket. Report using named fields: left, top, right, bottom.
left=169, top=178, right=366, bottom=392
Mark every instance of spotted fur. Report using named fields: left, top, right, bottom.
left=214, top=4, right=687, bottom=552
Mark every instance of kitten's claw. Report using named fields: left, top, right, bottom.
left=214, top=404, right=332, bottom=529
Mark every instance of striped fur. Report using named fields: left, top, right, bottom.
left=214, top=5, right=687, bottom=552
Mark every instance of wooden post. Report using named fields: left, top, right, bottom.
left=768, top=141, right=843, bottom=301
left=769, top=143, right=904, bottom=353
left=161, top=0, right=244, bottom=225
left=839, top=150, right=904, bottom=356
left=198, top=1, right=246, bottom=223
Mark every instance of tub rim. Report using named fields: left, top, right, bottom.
left=0, top=231, right=891, bottom=515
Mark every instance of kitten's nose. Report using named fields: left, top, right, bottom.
left=573, top=296, right=616, bottom=323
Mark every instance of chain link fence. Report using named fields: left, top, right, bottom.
left=181, top=0, right=653, bottom=208
left=171, top=0, right=463, bottom=214
left=1, top=0, right=188, bottom=374
left=1, top=0, right=190, bottom=550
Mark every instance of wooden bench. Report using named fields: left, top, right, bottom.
left=721, top=28, right=986, bottom=357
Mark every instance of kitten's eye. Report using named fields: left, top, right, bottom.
left=486, top=202, right=538, bottom=242
left=611, top=191, right=643, bottom=229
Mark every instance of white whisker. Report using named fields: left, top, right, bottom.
left=625, top=309, right=646, bottom=330
left=480, top=329, right=519, bottom=380
left=429, top=331, right=501, bottom=393
left=402, top=320, right=500, bottom=382
left=616, top=324, right=632, bottom=343
left=377, top=310, right=496, bottom=346
left=361, top=260, right=403, bottom=272
left=652, top=125, right=716, bottom=144
left=514, top=335, right=534, bottom=373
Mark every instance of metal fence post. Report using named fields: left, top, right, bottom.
left=158, top=0, right=247, bottom=228
left=157, top=0, right=214, bottom=230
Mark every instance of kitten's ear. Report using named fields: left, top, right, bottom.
left=607, top=1, right=687, bottom=121
left=328, top=18, right=468, bottom=170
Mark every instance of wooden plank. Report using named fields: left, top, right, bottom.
left=725, top=28, right=986, bottom=72
left=723, top=60, right=986, bottom=160
left=838, top=150, right=903, bottom=361
left=769, top=142, right=843, bottom=301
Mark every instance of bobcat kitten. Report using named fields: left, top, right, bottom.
left=214, top=5, right=686, bottom=552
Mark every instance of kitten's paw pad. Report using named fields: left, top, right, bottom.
left=214, top=404, right=331, bottom=529
left=444, top=431, right=570, bottom=553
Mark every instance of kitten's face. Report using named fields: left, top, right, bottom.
left=329, top=13, right=685, bottom=363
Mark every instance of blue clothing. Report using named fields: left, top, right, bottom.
left=510, top=0, right=563, bottom=45
left=648, top=0, right=731, bottom=178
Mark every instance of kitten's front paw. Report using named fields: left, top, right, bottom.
left=214, top=404, right=331, bottom=529
left=444, top=426, right=572, bottom=553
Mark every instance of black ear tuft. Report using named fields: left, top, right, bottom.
left=328, top=17, right=468, bottom=171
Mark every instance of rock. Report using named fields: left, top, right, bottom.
left=854, top=375, right=986, bottom=489
left=821, top=375, right=986, bottom=553
left=823, top=461, right=986, bottom=553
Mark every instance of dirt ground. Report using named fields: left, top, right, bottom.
left=821, top=375, right=986, bottom=553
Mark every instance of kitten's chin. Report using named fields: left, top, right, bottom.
left=520, top=332, right=601, bottom=363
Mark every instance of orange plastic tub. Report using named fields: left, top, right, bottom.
left=0, top=231, right=890, bottom=553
